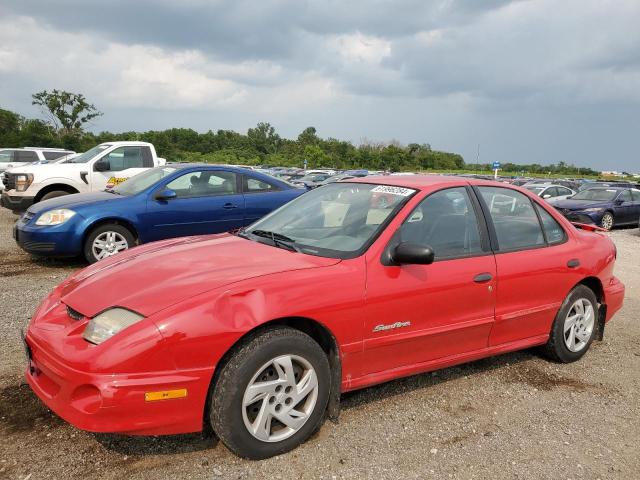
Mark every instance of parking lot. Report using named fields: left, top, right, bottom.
left=0, top=206, right=638, bottom=480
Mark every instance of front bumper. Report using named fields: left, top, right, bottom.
left=14, top=214, right=85, bottom=256
left=556, top=209, right=603, bottom=226
left=1, top=192, right=35, bottom=212
left=24, top=329, right=214, bottom=435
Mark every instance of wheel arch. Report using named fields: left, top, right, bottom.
left=34, top=183, right=79, bottom=202
left=204, top=316, right=342, bottom=433
left=82, top=217, right=140, bottom=247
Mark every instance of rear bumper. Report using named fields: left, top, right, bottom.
left=24, top=331, right=214, bottom=435
left=1, top=192, right=34, bottom=212
left=604, top=276, right=625, bottom=323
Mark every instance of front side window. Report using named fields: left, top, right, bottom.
left=165, top=170, right=238, bottom=198
left=478, top=186, right=545, bottom=251
left=244, top=183, right=416, bottom=258
left=631, top=189, right=640, bottom=201
left=398, top=187, right=483, bottom=260
left=557, top=187, right=573, bottom=196
left=618, top=190, right=632, bottom=202
left=534, top=204, right=567, bottom=245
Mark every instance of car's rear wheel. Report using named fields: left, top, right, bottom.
left=600, top=211, right=614, bottom=230
left=84, top=223, right=135, bottom=263
left=210, top=326, right=330, bottom=459
left=542, top=285, right=598, bottom=363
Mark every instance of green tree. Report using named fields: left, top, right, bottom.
left=247, top=122, right=281, bottom=156
left=31, top=89, right=102, bottom=137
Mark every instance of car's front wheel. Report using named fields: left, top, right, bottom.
left=600, top=211, right=614, bottom=230
left=542, top=285, right=598, bottom=363
left=210, top=326, right=330, bottom=459
left=84, top=223, right=135, bottom=263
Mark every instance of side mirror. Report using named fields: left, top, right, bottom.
left=155, top=188, right=177, bottom=201
left=94, top=159, right=110, bottom=172
left=392, top=242, right=435, bottom=265
left=542, top=194, right=552, bottom=199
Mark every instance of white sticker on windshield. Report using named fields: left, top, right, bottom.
left=371, top=185, right=415, bottom=196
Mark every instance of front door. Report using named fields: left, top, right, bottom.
left=363, top=186, right=496, bottom=375
left=90, top=145, right=154, bottom=191
left=144, top=169, right=245, bottom=242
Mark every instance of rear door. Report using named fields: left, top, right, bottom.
left=90, top=146, right=154, bottom=191
left=614, top=189, right=635, bottom=224
left=144, top=169, right=245, bottom=241
left=475, top=186, right=583, bottom=346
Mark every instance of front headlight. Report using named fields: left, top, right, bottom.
left=35, top=209, right=76, bottom=226
left=15, top=173, right=34, bottom=192
left=582, top=208, right=604, bottom=212
left=83, top=308, right=144, bottom=344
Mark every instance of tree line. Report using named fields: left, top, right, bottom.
left=0, top=90, right=600, bottom=176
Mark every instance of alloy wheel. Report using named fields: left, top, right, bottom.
left=91, top=231, right=129, bottom=260
left=563, top=298, right=595, bottom=352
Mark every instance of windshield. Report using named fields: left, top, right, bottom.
left=571, top=188, right=618, bottom=202
left=244, top=183, right=416, bottom=259
left=113, top=167, right=177, bottom=195
left=524, top=186, right=545, bottom=194
left=65, top=144, right=110, bottom=164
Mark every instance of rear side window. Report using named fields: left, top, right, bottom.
left=16, top=151, right=38, bottom=162
left=534, top=204, right=567, bottom=245
left=244, top=176, right=279, bottom=193
left=0, top=151, right=14, bottom=163
left=478, top=186, right=545, bottom=251
left=398, top=187, right=484, bottom=260
left=42, top=151, right=68, bottom=160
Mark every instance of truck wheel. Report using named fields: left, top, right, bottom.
left=40, top=190, right=70, bottom=202
left=542, top=285, right=598, bottom=363
left=84, top=224, right=135, bottom=263
left=210, top=326, right=331, bottom=459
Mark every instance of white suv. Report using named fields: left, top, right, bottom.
left=0, top=148, right=75, bottom=191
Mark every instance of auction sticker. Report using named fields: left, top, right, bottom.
left=371, top=185, right=416, bottom=196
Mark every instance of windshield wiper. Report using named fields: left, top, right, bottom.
left=248, top=229, right=301, bottom=253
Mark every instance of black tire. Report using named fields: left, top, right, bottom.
left=210, top=326, right=331, bottom=459
left=600, top=211, right=614, bottom=230
left=83, top=223, right=135, bottom=263
left=40, top=190, right=71, bottom=202
left=542, top=285, right=598, bottom=363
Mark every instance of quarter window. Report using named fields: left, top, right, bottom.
left=534, top=204, right=567, bottom=245
left=478, top=186, right=545, bottom=251
left=245, top=177, right=278, bottom=193
left=398, top=187, right=483, bottom=260
left=165, top=170, right=238, bottom=198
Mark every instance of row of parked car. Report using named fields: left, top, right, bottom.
left=2, top=141, right=640, bottom=264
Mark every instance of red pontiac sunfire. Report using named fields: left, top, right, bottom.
left=24, top=176, right=625, bottom=459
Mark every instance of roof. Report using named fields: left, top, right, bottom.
left=99, top=141, right=154, bottom=147
left=349, top=174, right=504, bottom=189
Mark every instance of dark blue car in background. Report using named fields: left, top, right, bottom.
left=552, top=186, right=640, bottom=230
left=13, top=164, right=304, bottom=262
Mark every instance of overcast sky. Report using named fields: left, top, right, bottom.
left=1, top=0, right=639, bottom=171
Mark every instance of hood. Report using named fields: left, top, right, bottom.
left=552, top=199, right=610, bottom=210
left=27, top=191, right=126, bottom=214
left=59, top=234, right=341, bottom=317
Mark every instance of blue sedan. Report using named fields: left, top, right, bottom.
left=551, top=186, right=640, bottom=230
left=14, top=164, right=305, bottom=262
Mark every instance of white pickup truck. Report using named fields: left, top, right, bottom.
left=1, top=141, right=166, bottom=212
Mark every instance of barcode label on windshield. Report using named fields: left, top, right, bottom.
left=371, top=185, right=416, bottom=196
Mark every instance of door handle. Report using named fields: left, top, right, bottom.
left=473, top=273, right=493, bottom=283
left=567, top=259, right=580, bottom=268
left=223, top=203, right=239, bottom=209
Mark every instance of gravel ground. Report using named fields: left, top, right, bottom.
left=1, top=207, right=638, bottom=480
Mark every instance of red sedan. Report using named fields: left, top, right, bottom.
left=24, top=176, right=624, bottom=459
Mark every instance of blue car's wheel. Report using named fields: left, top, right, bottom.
left=84, top=223, right=135, bottom=263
